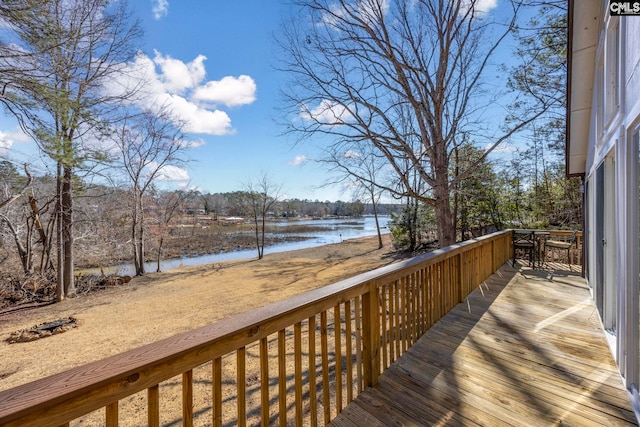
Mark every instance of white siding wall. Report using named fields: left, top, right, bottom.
left=584, top=11, right=640, bottom=417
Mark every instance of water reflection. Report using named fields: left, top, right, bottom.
left=101, top=216, right=390, bottom=276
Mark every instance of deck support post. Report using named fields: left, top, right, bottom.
left=362, top=280, right=380, bottom=388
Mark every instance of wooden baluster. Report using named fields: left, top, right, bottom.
left=294, top=322, right=303, bottom=426
left=388, top=283, right=396, bottom=364
left=354, top=296, right=363, bottom=394
left=148, top=385, right=159, bottom=427
left=380, top=286, right=388, bottom=370
left=237, top=347, right=246, bottom=427
left=334, top=305, right=343, bottom=413
left=344, top=300, right=353, bottom=403
left=362, top=280, right=380, bottom=388
left=321, top=311, right=330, bottom=424
left=411, top=273, right=417, bottom=345
left=260, top=337, right=269, bottom=426
left=106, top=401, right=118, bottom=427
left=213, top=357, right=222, bottom=427
left=400, top=277, right=407, bottom=354
left=393, top=280, right=401, bottom=359
left=371, top=281, right=380, bottom=384
left=442, top=259, right=453, bottom=313
left=278, top=329, right=287, bottom=426
left=414, top=272, right=421, bottom=338
left=434, top=263, right=441, bottom=321
left=183, top=370, right=193, bottom=427
left=421, top=267, right=427, bottom=334
left=405, top=276, right=412, bottom=348
left=308, top=315, right=318, bottom=426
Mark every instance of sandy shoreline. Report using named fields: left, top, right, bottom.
left=0, top=234, right=403, bottom=393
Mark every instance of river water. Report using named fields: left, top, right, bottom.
left=107, top=216, right=391, bottom=276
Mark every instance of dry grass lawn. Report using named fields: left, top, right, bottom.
left=0, top=234, right=404, bottom=425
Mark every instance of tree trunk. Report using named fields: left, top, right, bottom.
left=29, top=196, right=53, bottom=272
left=138, top=204, right=146, bottom=275
left=40, top=211, right=55, bottom=273
left=259, top=213, right=266, bottom=259
left=370, top=188, right=383, bottom=249
left=434, top=138, right=456, bottom=248
left=434, top=187, right=456, bottom=248
left=1, top=215, right=30, bottom=274
left=252, top=211, right=261, bottom=259
left=131, top=222, right=140, bottom=275
left=56, top=164, right=64, bottom=302
left=62, top=165, right=75, bottom=297
left=131, top=193, right=146, bottom=276
left=156, top=235, right=164, bottom=272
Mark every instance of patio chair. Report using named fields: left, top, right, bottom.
left=512, top=230, right=536, bottom=267
left=544, top=230, right=578, bottom=269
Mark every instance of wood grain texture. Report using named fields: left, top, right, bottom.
left=330, top=262, right=636, bottom=426
left=147, top=385, right=159, bottom=427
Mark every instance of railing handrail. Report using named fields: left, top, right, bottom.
left=0, top=230, right=512, bottom=426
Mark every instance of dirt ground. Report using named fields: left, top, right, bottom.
left=0, top=234, right=402, bottom=400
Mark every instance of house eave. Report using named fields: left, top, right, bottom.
left=566, top=0, right=600, bottom=178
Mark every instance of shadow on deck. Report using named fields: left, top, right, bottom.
left=331, top=261, right=638, bottom=426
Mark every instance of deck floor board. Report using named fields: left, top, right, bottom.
left=330, top=262, right=638, bottom=426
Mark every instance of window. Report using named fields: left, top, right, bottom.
left=605, top=18, right=620, bottom=125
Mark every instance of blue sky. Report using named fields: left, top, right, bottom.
left=0, top=0, right=524, bottom=202
left=132, top=1, right=333, bottom=200
left=0, top=1, right=340, bottom=200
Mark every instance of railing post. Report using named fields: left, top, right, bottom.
left=457, top=253, right=464, bottom=303
left=362, top=280, right=380, bottom=388
left=491, top=238, right=496, bottom=274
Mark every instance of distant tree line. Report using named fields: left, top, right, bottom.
left=0, top=162, right=400, bottom=278
left=199, top=192, right=397, bottom=219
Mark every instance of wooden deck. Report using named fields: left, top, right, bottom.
left=331, top=261, right=638, bottom=426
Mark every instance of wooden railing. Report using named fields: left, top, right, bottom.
left=0, top=230, right=512, bottom=427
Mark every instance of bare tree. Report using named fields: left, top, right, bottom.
left=112, top=109, right=187, bottom=276
left=319, top=147, right=388, bottom=249
left=0, top=0, right=142, bottom=299
left=0, top=163, right=33, bottom=273
left=147, top=189, right=191, bottom=273
left=243, top=173, right=282, bottom=260
left=0, top=163, right=32, bottom=210
left=278, top=0, right=547, bottom=247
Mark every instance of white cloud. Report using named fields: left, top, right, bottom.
left=183, top=138, right=206, bottom=148
left=152, top=0, right=169, bottom=20
left=301, top=100, right=354, bottom=124
left=155, top=92, right=233, bottom=135
left=192, top=75, right=256, bottom=107
left=0, top=129, right=30, bottom=147
left=343, top=150, right=361, bottom=159
left=0, top=138, right=11, bottom=157
left=358, top=0, right=389, bottom=21
left=322, top=0, right=389, bottom=27
left=289, top=155, right=308, bottom=165
left=151, top=163, right=190, bottom=182
left=0, top=128, right=31, bottom=155
left=109, top=51, right=255, bottom=136
left=460, top=0, right=498, bottom=15
left=485, top=142, right=515, bottom=153
left=153, top=51, right=206, bottom=94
